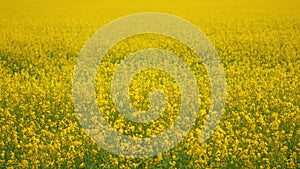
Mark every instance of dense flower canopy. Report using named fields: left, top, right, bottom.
left=0, top=0, right=299, bottom=168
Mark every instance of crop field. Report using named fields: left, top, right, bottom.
left=0, top=0, right=300, bottom=168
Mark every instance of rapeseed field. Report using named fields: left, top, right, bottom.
left=0, top=0, right=299, bottom=168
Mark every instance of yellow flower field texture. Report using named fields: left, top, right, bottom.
left=0, top=0, right=299, bottom=168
